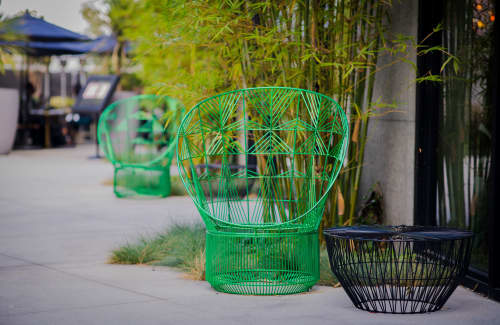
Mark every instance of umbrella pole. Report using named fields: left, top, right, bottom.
left=60, top=57, right=67, bottom=98
left=44, top=59, right=50, bottom=105
left=21, top=56, right=27, bottom=134
left=88, top=112, right=102, bottom=159
left=20, top=55, right=32, bottom=147
left=16, top=55, right=25, bottom=147
left=19, top=55, right=25, bottom=126
left=17, top=55, right=40, bottom=149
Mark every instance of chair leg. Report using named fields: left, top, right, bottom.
left=113, top=167, right=124, bottom=198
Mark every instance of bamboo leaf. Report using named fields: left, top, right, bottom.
left=400, top=57, right=417, bottom=71
left=453, top=58, right=460, bottom=74
left=440, top=56, right=453, bottom=73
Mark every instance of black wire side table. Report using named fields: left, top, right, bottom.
left=324, top=226, right=473, bottom=314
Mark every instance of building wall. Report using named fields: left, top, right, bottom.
left=360, top=1, right=418, bottom=226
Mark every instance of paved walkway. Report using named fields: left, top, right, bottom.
left=0, top=145, right=499, bottom=325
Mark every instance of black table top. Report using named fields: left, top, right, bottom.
left=323, top=225, right=473, bottom=241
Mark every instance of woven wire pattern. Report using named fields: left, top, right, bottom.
left=113, top=165, right=170, bottom=197
left=206, top=230, right=319, bottom=295
left=98, top=95, right=184, bottom=197
left=177, top=87, right=349, bottom=294
left=324, top=226, right=473, bottom=313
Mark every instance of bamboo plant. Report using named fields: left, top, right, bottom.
left=123, top=0, right=454, bottom=232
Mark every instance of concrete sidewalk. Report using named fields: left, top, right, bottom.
left=0, top=145, right=499, bottom=325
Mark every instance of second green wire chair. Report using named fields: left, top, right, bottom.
left=98, top=94, right=184, bottom=198
left=177, top=87, right=349, bottom=295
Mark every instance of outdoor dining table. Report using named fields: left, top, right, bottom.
left=30, top=107, right=71, bottom=148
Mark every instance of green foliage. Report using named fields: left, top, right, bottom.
left=169, top=176, right=188, bottom=196
left=122, top=0, right=454, bottom=230
left=111, top=223, right=337, bottom=285
left=111, top=223, right=206, bottom=279
left=119, top=72, right=143, bottom=91
left=123, top=0, right=228, bottom=106
left=80, top=2, right=109, bottom=37
left=81, top=0, right=137, bottom=74
left=435, top=0, right=493, bottom=271
left=0, top=12, right=24, bottom=73
left=318, top=249, right=338, bottom=286
left=110, top=224, right=206, bottom=273
left=110, top=237, right=163, bottom=264
left=152, top=223, right=206, bottom=274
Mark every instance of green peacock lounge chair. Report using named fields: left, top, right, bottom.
left=177, top=87, right=349, bottom=295
left=98, top=94, right=184, bottom=198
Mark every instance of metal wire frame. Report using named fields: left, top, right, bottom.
left=177, top=87, right=349, bottom=295
left=98, top=94, right=184, bottom=197
left=324, top=226, right=473, bottom=313
left=206, top=230, right=319, bottom=295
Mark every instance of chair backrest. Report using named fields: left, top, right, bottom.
left=98, top=95, right=184, bottom=166
left=177, top=87, right=349, bottom=231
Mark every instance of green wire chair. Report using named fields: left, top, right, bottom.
left=177, top=87, right=349, bottom=295
left=98, top=95, right=184, bottom=198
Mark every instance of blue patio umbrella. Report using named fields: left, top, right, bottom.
left=0, top=11, right=90, bottom=42
left=20, top=34, right=128, bottom=56
left=0, top=40, right=89, bottom=56
left=0, top=36, right=127, bottom=57
left=0, top=11, right=92, bottom=56
left=44, top=35, right=130, bottom=55
left=76, top=35, right=118, bottom=54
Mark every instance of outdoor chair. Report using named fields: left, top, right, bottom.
left=98, top=95, right=184, bottom=198
left=177, top=87, right=349, bottom=295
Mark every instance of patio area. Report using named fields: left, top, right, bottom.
left=0, top=145, right=498, bottom=324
